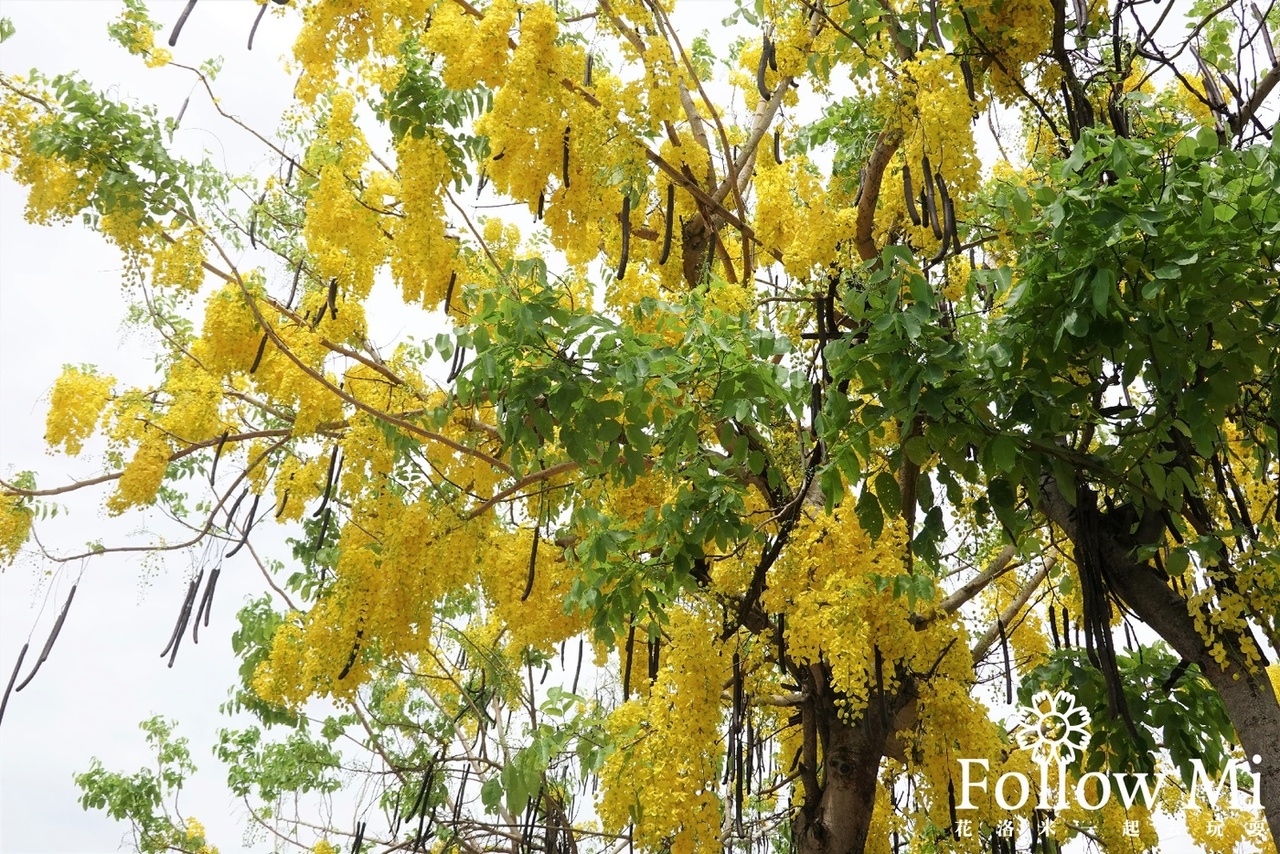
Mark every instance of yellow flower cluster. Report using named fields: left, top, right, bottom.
left=479, top=527, right=586, bottom=654
left=107, top=433, right=172, bottom=514
left=0, top=494, right=33, bottom=566
left=157, top=360, right=225, bottom=445
left=292, top=0, right=433, bottom=102
left=753, top=152, right=856, bottom=278
left=182, top=817, right=218, bottom=854
left=964, top=0, right=1054, bottom=102
left=423, top=0, right=516, bottom=90
left=192, top=283, right=264, bottom=378
left=598, top=605, right=725, bottom=854
left=45, top=366, right=114, bottom=456
left=390, top=134, right=456, bottom=309
left=150, top=228, right=206, bottom=292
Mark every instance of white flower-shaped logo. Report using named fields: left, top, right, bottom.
left=1015, top=690, right=1092, bottom=763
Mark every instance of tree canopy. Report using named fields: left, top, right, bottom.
left=1, top=0, right=1279, bottom=852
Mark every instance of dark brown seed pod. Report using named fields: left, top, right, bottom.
left=921, top=154, right=943, bottom=239
left=616, top=193, right=631, bottom=280
left=175, top=96, right=190, bottom=128
left=197, top=567, right=220, bottom=632
left=286, top=257, right=302, bottom=308
left=571, top=636, right=583, bottom=695
left=929, top=201, right=952, bottom=266
left=313, top=446, right=340, bottom=519
left=337, top=628, right=362, bottom=679
left=274, top=489, right=290, bottom=519
left=961, top=58, right=977, bottom=105
left=248, top=1, right=268, bottom=51
left=225, top=488, right=248, bottom=529
left=209, top=430, right=229, bottom=485
left=0, top=642, right=29, bottom=727
left=585, top=52, right=594, bottom=85
left=161, top=576, right=200, bottom=667
left=622, top=621, right=636, bottom=698
left=249, top=332, right=269, bottom=373
left=284, top=158, right=295, bottom=188
left=562, top=127, right=571, bottom=188
left=658, top=184, right=674, bottom=265
left=225, top=494, right=260, bottom=558
left=1049, top=605, right=1060, bottom=649
left=767, top=36, right=778, bottom=72
left=314, top=506, right=332, bottom=557
left=536, top=190, right=544, bottom=221
left=521, top=525, right=539, bottom=602
left=327, top=278, right=338, bottom=319
left=169, top=0, right=198, bottom=47
left=903, top=164, right=921, bottom=226
left=249, top=191, right=265, bottom=249
left=13, top=584, right=77, bottom=692
left=999, top=617, right=1013, bottom=704
left=773, top=128, right=782, bottom=164
left=443, top=270, right=457, bottom=313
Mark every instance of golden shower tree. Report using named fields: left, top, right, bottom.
left=1, top=0, right=1278, bottom=851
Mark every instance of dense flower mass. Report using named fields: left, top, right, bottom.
left=2, top=0, right=1279, bottom=851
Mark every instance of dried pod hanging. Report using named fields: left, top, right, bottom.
left=658, top=184, right=675, bottom=265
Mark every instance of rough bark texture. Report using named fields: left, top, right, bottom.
left=1039, top=478, right=1280, bottom=845
left=791, top=672, right=914, bottom=854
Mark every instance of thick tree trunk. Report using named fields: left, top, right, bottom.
left=791, top=675, right=912, bottom=854
left=1039, top=480, right=1280, bottom=845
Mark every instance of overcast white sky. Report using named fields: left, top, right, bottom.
left=0, top=1, right=1247, bottom=852
left=0, top=3, right=306, bottom=851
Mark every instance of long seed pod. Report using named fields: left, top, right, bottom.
left=350, top=820, right=366, bottom=854
left=1049, top=605, right=1060, bottom=649
left=446, top=344, right=467, bottom=384
left=767, top=36, right=778, bottom=71
left=209, top=430, right=229, bottom=486
left=168, top=0, right=198, bottom=47
left=284, top=157, right=295, bottom=188
left=314, top=507, right=332, bottom=558
left=313, top=446, right=341, bottom=519
left=1160, top=659, right=1191, bottom=692
left=13, top=583, right=76, bottom=693
left=999, top=617, right=1013, bottom=704
left=225, top=488, right=248, bottom=529
left=773, top=128, right=782, bottom=164
left=247, top=1, right=269, bottom=50
left=0, top=642, right=29, bottom=727
left=175, top=96, right=190, bottom=129
left=249, top=191, right=265, bottom=249
left=452, top=766, right=469, bottom=825
left=196, top=567, right=220, bottom=632
left=328, top=278, right=339, bottom=320
left=226, top=494, right=261, bottom=558
left=903, top=164, right=922, bottom=226
left=756, top=38, right=771, bottom=101
left=622, top=621, right=636, bottom=698
left=921, top=155, right=942, bottom=239
left=338, top=629, right=363, bottom=680
left=961, top=58, right=977, bottom=106
left=648, top=636, right=660, bottom=682
left=536, top=190, right=545, bottom=222
left=443, top=270, right=457, bottom=313
left=521, top=525, right=539, bottom=602
left=1061, top=607, right=1071, bottom=648
left=571, top=636, right=583, bottom=695
left=658, top=184, right=675, bottom=265
left=286, top=257, right=302, bottom=308
left=616, top=193, right=631, bottom=280
left=562, top=127, right=571, bottom=188
left=947, top=778, right=958, bottom=835
left=585, top=52, right=594, bottom=85
left=930, top=195, right=955, bottom=265
left=164, top=575, right=201, bottom=668
left=159, top=578, right=198, bottom=659
left=275, top=489, right=290, bottom=519
left=249, top=332, right=269, bottom=373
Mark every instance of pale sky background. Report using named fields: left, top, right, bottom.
left=0, top=0, right=1253, bottom=852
